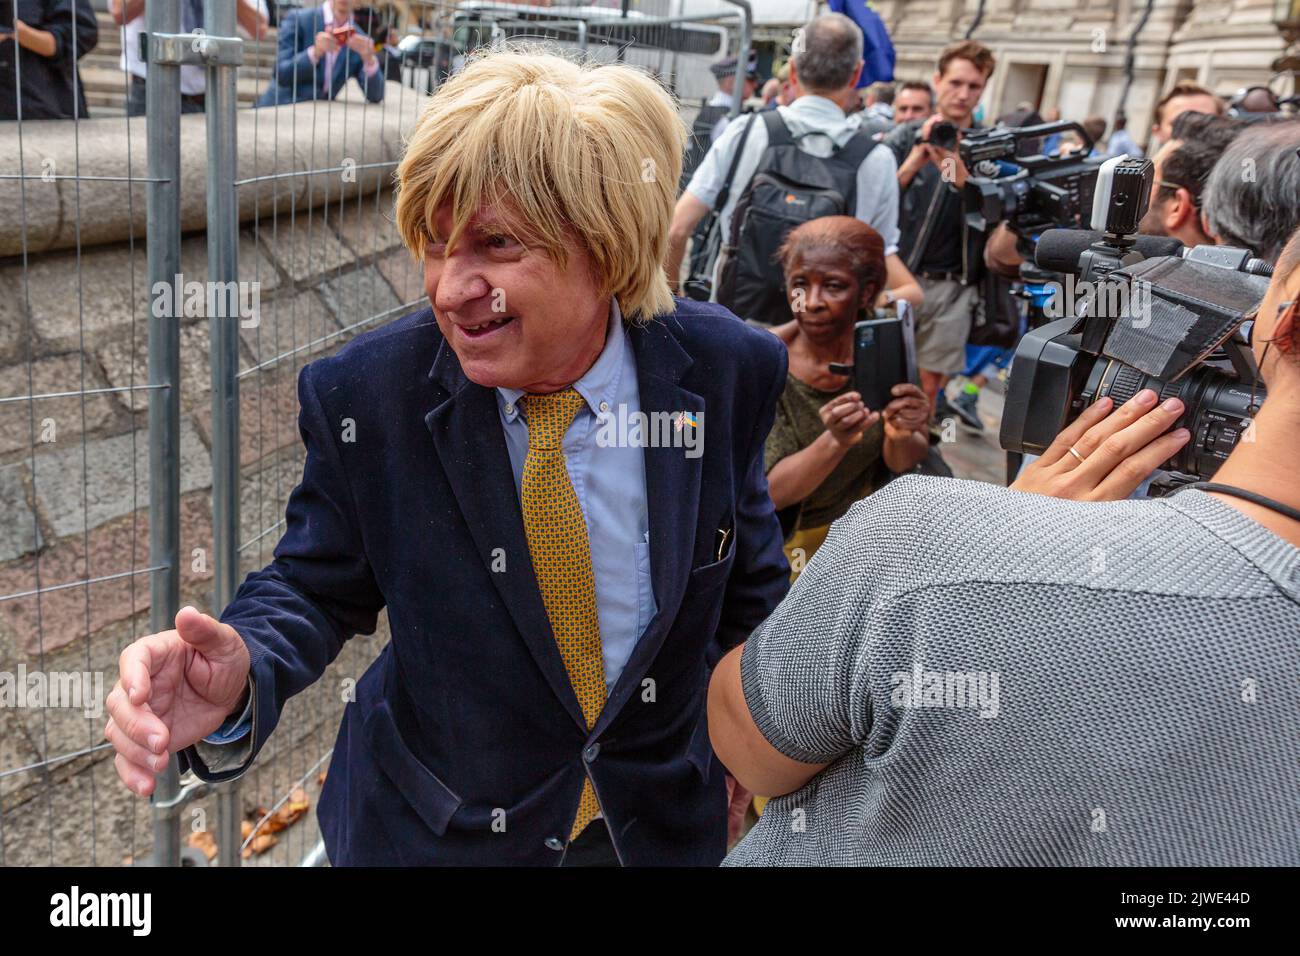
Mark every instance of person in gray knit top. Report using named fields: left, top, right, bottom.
left=709, top=226, right=1300, bottom=866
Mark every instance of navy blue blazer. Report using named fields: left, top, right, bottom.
left=179, top=299, right=792, bottom=865
left=256, top=7, right=385, bottom=107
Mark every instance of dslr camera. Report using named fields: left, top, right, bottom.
left=999, top=155, right=1274, bottom=490
left=918, top=119, right=959, bottom=151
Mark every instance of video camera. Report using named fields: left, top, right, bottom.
left=1000, top=155, right=1274, bottom=489
left=959, top=121, right=1104, bottom=238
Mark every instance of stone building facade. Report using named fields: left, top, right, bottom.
left=873, top=0, right=1296, bottom=149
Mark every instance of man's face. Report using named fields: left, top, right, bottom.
left=332, top=0, right=354, bottom=20
left=893, top=89, right=931, bottom=124
left=1137, top=140, right=1178, bottom=236
left=1152, top=93, right=1219, bottom=148
left=931, top=58, right=987, bottom=124
left=743, top=75, right=758, bottom=99
left=424, top=200, right=610, bottom=393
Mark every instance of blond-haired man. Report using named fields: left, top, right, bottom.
left=104, top=49, right=791, bottom=866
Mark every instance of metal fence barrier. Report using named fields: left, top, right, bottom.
left=0, top=0, right=749, bottom=867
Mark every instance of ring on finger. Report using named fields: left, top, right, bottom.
left=1068, top=445, right=1087, bottom=463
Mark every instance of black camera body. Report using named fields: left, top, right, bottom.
left=999, top=155, right=1273, bottom=489
left=918, top=120, right=959, bottom=151
left=959, top=121, right=1104, bottom=238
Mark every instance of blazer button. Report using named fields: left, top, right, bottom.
left=583, top=743, right=600, bottom=762
left=545, top=836, right=565, bottom=852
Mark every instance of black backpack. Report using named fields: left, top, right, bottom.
left=716, top=110, right=878, bottom=326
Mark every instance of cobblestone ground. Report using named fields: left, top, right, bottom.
left=937, top=371, right=1015, bottom=486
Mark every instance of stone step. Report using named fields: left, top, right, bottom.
left=78, top=63, right=273, bottom=109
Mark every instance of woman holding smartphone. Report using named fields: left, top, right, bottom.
left=763, top=216, right=931, bottom=567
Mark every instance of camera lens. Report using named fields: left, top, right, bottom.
left=930, top=121, right=958, bottom=151
left=1081, top=359, right=1265, bottom=480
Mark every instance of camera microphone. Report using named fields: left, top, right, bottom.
left=1035, top=229, right=1275, bottom=278
left=1035, top=229, right=1183, bottom=274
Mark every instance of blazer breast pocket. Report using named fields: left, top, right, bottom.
left=689, top=516, right=737, bottom=594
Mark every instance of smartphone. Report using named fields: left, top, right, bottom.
left=828, top=301, right=919, bottom=413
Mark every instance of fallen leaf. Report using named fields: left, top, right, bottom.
left=187, top=830, right=218, bottom=861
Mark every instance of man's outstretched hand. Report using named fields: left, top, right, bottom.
left=105, top=606, right=251, bottom=796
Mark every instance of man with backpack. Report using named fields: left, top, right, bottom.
left=667, top=12, right=908, bottom=327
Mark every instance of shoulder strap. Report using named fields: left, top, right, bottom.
left=762, top=108, right=794, bottom=148
left=832, top=127, right=880, bottom=169
left=1179, top=482, right=1300, bottom=524
left=712, top=112, right=758, bottom=213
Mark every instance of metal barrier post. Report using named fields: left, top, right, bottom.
left=205, top=0, right=245, bottom=869
left=146, top=0, right=184, bottom=870
left=725, top=1, right=753, bottom=121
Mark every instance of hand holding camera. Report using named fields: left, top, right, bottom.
left=313, top=30, right=339, bottom=58
left=344, top=32, right=377, bottom=65
left=912, top=114, right=967, bottom=186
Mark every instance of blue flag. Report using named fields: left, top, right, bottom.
left=826, top=0, right=895, bottom=87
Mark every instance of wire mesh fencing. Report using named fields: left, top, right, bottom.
left=0, top=0, right=746, bottom=867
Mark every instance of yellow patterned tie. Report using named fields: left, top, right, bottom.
left=519, top=388, right=606, bottom=840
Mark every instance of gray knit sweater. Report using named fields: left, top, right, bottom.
left=726, top=475, right=1300, bottom=866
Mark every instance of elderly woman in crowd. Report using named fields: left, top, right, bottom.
left=764, top=216, right=931, bottom=568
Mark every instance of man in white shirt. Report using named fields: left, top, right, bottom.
left=666, top=13, right=912, bottom=310
left=111, top=0, right=266, bottom=116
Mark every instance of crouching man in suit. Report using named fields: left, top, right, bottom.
left=104, top=48, right=791, bottom=866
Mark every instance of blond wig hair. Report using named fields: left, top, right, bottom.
left=395, top=46, right=688, bottom=323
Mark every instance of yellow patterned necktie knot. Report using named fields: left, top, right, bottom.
left=521, top=388, right=586, bottom=451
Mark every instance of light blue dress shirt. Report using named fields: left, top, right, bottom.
left=201, top=299, right=655, bottom=747
left=494, top=298, right=655, bottom=693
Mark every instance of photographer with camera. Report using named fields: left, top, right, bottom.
left=708, top=219, right=1300, bottom=865
left=885, top=41, right=996, bottom=412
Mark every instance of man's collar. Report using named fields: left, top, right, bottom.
left=787, top=94, right=849, bottom=121
left=496, top=298, right=625, bottom=422
left=322, top=2, right=350, bottom=27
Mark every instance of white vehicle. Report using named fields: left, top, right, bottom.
left=444, top=1, right=733, bottom=103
